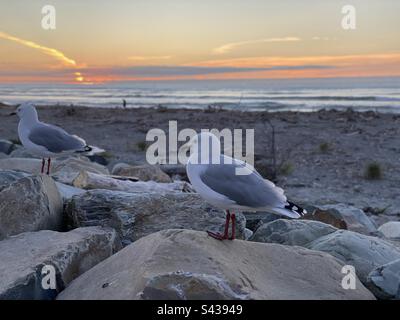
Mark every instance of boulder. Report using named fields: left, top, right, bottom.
left=55, top=182, right=86, bottom=201
left=57, top=229, right=374, bottom=300
left=52, top=157, right=110, bottom=185
left=112, top=163, right=172, bottom=183
left=0, top=157, right=109, bottom=183
left=0, top=139, right=14, bottom=155
left=66, top=190, right=248, bottom=245
left=307, top=230, right=400, bottom=284
left=72, top=171, right=191, bottom=193
left=367, top=259, right=400, bottom=300
left=250, top=219, right=337, bottom=246
left=305, top=203, right=377, bottom=235
left=0, top=227, right=120, bottom=300
left=378, top=222, right=400, bottom=240
left=0, top=158, right=43, bottom=174
left=0, top=174, right=63, bottom=240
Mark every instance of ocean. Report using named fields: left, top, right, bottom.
left=1, top=77, right=400, bottom=113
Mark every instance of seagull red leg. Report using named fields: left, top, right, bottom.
left=229, top=213, right=236, bottom=240
left=46, top=158, right=51, bottom=175
left=207, top=210, right=230, bottom=240
left=41, top=158, right=45, bottom=174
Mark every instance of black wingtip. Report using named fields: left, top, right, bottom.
left=285, top=201, right=307, bottom=216
left=75, top=145, right=92, bottom=154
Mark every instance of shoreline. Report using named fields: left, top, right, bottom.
left=2, top=101, right=400, bottom=114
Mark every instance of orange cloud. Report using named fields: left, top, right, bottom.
left=193, top=53, right=400, bottom=68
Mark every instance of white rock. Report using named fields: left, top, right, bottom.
left=112, top=163, right=172, bottom=183
left=72, top=170, right=190, bottom=193
left=378, top=221, right=400, bottom=240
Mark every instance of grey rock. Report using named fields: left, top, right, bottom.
left=66, top=190, right=248, bottom=245
left=367, top=259, right=400, bottom=300
left=57, top=229, right=374, bottom=300
left=307, top=203, right=377, bottom=235
left=307, top=230, right=400, bottom=283
left=0, top=140, right=14, bottom=155
left=0, top=158, right=43, bottom=174
left=0, top=157, right=109, bottom=184
left=244, top=212, right=282, bottom=232
left=0, top=153, right=8, bottom=160
left=0, top=175, right=63, bottom=240
left=0, top=227, right=121, bottom=300
left=52, top=157, right=110, bottom=185
left=112, top=163, right=172, bottom=183
left=55, top=182, right=86, bottom=201
left=250, top=219, right=337, bottom=246
left=378, top=222, right=400, bottom=240
left=0, top=170, right=29, bottom=191
left=9, top=147, right=36, bottom=158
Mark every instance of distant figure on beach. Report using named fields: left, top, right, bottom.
left=122, top=99, right=127, bottom=108
left=10, top=102, right=93, bottom=175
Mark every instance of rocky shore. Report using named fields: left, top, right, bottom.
left=0, top=104, right=399, bottom=300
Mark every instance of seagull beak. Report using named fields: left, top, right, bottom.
left=9, top=112, right=16, bottom=116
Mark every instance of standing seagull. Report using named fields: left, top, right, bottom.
left=186, top=132, right=306, bottom=240
left=11, top=103, right=92, bottom=175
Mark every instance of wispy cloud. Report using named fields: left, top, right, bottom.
left=0, top=31, right=76, bottom=66
left=213, top=37, right=301, bottom=54
left=0, top=31, right=94, bottom=83
left=194, top=53, right=400, bottom=68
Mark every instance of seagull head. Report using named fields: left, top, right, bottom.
left=187, top=132, right=221, bottom=164
left=13, top=102, right=38, bottom=121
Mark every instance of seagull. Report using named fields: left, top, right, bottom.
left=186, top=132, right=306, bottom=240
left=11, top=102, right=92, bottom=175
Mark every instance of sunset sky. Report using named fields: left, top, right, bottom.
left=1, top=0, right=400, bottom=84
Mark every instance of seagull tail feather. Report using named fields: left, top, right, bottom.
left=269, top=201, right=307, bottom=219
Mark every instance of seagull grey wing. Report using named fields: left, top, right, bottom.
left=28, top=124, right=86, bottom=153
left=199, top=158, right=287, bottom=208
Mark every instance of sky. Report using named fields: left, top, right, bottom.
left=1, top=0, right=400, bottom=84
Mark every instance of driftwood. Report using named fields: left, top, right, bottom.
left=72, top=171, right=194, bottom=193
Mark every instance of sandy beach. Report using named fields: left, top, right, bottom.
left=1, top=103, right=399, bottom=226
